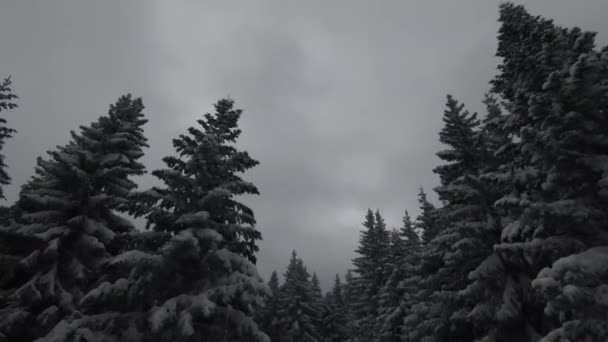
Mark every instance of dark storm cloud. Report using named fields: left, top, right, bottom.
left=1, top=0, right=607, bottom=290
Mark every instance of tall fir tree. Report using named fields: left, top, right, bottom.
left=0, top=95, right=148, bottom=341
left=457, top=93, right=513, bottom=341
left=403, top=186, right=442, bottom=339
left=341, top=269, right=356, bottom=340
left=351, top=209, right=390, bottom=340
left=415, top=188, right=442, bottom=244
left=277, top=251, right=321, bottom=342
left=404, top=95, right=502, bottom=341
left=0, top=76, right=18, bottom=200
left=376, top=210, right=420, bottom=341
left=257, top=271, right=283, bottom=341
left=310, top=272, right=325, bottom=336
left=321, top=274, right=349, bottom=342
left=482, top=3, right=608, bottom=341
left=0, top=76, right=20, bottom=334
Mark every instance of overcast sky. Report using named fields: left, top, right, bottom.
left=1, top=0, right=607, bottom=291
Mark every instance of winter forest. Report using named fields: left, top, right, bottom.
left=1, top=3, right=608, bottom=342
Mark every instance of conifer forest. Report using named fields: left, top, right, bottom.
left=1, top=3, right=608, bottom=342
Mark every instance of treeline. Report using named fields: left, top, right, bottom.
left=258, top=3, right=608, bottom=342
left=0, top=3, right=607, bottom=342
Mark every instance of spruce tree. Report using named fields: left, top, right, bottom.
left=0, top=76, right=18, bottom=200
left=258, top=271, right=283, bottom=341
left=351, top=209, right=390, bottom=340
left=457, top=93, right=512, bottom=341
left=321, top=274, right=349, bottom=342
left=0, top=95, right=148, bottom=341
left=341, top=269, right=356, bottom=340
left=415, top=188, right=441, bottom=244
left=376, top=210, right=420, bottom=341
left=529, top=41, right=608, bottom=340
left=0, top=77, right=20, bottom=336
left=405, top=95, right=499, bottom=341
left=106, top=98, right=266, bottom=341
left=400, top=188, right=442, bottom=341
left=310, top=272, right=325, bottom=336
left=483, top=3, right=608, bottom=341
left=277, top=251, right=321, bottom=342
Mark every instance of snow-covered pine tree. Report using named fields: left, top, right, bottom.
left=0, top=95, right=148, bottom=341
left=529, top=42, right=608, bottom=340
left=311, top=273, right=323, bottom=303
left=277, top=251, right=321, bottom=342
left=484, top=3, right=608, bottom=341
left=77, top=97, right=269, bottom=342
left=341, top=269, right=356, bottom=340
left=321, top=274, right=349, bottom=342
left=310, top=272, right=326, bottom=336
left=0, top=76, right=18, bottom=200
left=257, top=271, right=283, bottom=341
left=411, top=95, right=506, bottom=341
left=351, top=209, right=390, bottom=340
left=375, top=228, right=401, bottom=337
left=457, top=93, right=513, bottom=341
left=376, top=210, right=420, bottom=341
left=399, top=97, right=483, bottom=341
left=416, top=188, right=442, bottom=244
left=0, top=76, right=20, bottom=330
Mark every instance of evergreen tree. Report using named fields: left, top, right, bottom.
left=376, top=210, right=420, bottom=341
left=399, top=211, right=419, bottom=248
left=310, top=272, right=325, bottom=336
left=0, top=76, right=18, bottom=200
left=415, top=188, right=441, bottom=244
left=529, top=40, right=608, bottom=339
left=457, top=93, right=513, bottom=341
left=0, top=77, right=20, bottom=340
left=332, top=274, right=343, bottom=307
left=341, top=269, right=356, bottom=340
left=404, top=95, right=499, bottom=341
left=351, top=209, right=390, bottom=340
left=0, top=95, right=148, bottom=341
left=258, top=271, right=283, bottom=341
left=277, top=251, right=321, bottom=342
left=321, top=274, right=349, bottom=342
left=482, top=3, right=608, bottom=341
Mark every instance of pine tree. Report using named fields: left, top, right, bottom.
left=416, top=188, right=441, bottom=244
left=341, top=269, right=356, bottom=340
left=482, top=3, right=608, bottom=341
left=401, top=188, right=442, bottom=341
left=0, top=77, right=20, bottom=338
left=406, top=95, right=501, bottom=341
left=529, top=42, right=608, bottom=340
left=258, top=271, right=283, bottom=341
left=321, top=274, right=349, bottom=342
left=399, top=211, right=419, bottom=249
left=376, top=210, right=420, bottom=341
left=0, top=95, right=148, bottom=341
left=457, top=93, right=512, bottom=341
left=332, top=274, right=344, bottom=307
left=0, top=76, right=18, bottom=200
left=351, top=209, right=390, bottom=340
left=277, top=251, right=321, bottom=342
left=310, top=272, right=325, bottom=336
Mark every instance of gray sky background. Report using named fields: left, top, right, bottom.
left=1, top=0, right=607, bottom=291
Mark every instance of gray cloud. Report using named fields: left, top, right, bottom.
left=1, top=0, right=607, bottom=290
